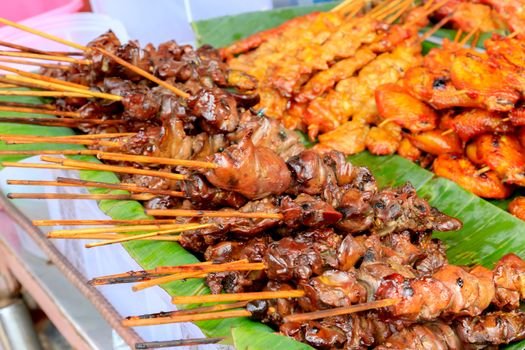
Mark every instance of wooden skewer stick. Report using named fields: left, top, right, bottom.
left=474, top=166, right=491, bottom=176
left=459, top=25, right=481, bottom=47
left=377, top=118, right=392, bottom=128
left=0, top=57, right=70, bottom=70
left=369, top=0, right=403, bottom=19
left=0, top=135, right=120, bottom=148
left=54, top=133, right=136, bottom=139
left=92, top=260, right=250, bottom=286
left=0, top=100, right=56, bottom=110
left=0, top=50, right=89, bottom=64
left=134, top=337, right=225, bottom=349
left=40, top=156, right=188, bottom=181
left=0, top=117, right=122, bottom=127
left=85, top=223, right=213, bottom=248
left=508, top=30, right=522, bottom=39
left=0, top=83, right=18, bottom=88
left=282, top=298, right=400, bottom=323
left=123, top=301, right=249, bottom=327
left=89, top=261, right=217, bottom=285
left=48, top=233, right=181, bottom=242
left=0, top=162, right=77, bottom=170
left=56, top=177, right=184, bottom=197
left=95, top=47, right=190, bottom=99
left=0, top=105, right=80, bottom=117
left=146, top=208, right=283, bottom=220
left=414, top=0, right=451, bottom=23
left=0, top=90, right=91, bottom=98
left=441, top=129, right=454, bottom=136
left=2, top=75, right=122, bottom=101
left=0, top=18, right=89, bottom=52
left=48, top=223, right=193, bottom=236
left=171, top=290, right=305, bottom=305
left=7, top=193, right=157, bottom=201
left=0, top=63, right=89, bottom=90
left=95, top=151, right=218, bottom=169
left=454, top=29, right=464, bottom=43
left=420, top=14, right=453, bottom=43
left=123, top=302, right=250, bottom=327
left=385, top=0, right=413, bottom=24
left=33, top=219, right=178, bottom=226
left=129, top=309, right=251, bottom=325
left=471, top=30, right=481, bottom=48
left=0, top=40, right=57, bottom=55
left=132, top=262, right=266, bottom=292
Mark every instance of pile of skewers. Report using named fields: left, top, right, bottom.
left=0, top=1, right=522, bottom=349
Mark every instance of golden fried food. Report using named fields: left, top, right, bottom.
left=452, top=109, right=512, bottom=142
left=407, top=130, right=462, bottom=155
left=433, top=154, right=513, bottom=199
left=465, top=142, right=483, bottom=165
left=315, top=120, right=369, bottom=155
left=450, top=51, right=520, bottom=111
left=509, top=197, right=525, bottom=221
left=475, top=134, right=525, bottom=186
left=397, top=138, right=421, bottom=161
left=375, top=83, right=437, bottom=133
left=365, top=123, right=402, bottom=155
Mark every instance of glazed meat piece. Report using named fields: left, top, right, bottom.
left=455, top=311, right=525, bottom=346
left=358, top=262, right=417, bottom=302
left=450, top=50, right=520, bottom=111
left=509, top=196, right=525, bottom=221
left=397, top=138, right=421, bottom=162
left=406, top=130, right=462, bottom=155
left=299, top=270, right=367, bottom=311
left=178, top=173, right=247, bottom=209
left=287, top=149, right=333, bottom=196
left=279, top=194, right=342, bottom=229
left=204, top=136, right=292, bottom=199
left=492, top=253, right=525, bottom=309
left=375, top=83, right=438, bottom=133
left=365, top=123, right=402, bottom=156
left=248, top=282, right=300, bottom=325
left=451, top=109, right=512, bottom=142
left=188, top=87, right=239, bottom=133
left=264, top=237, right=323, bottom=282
left=370, top=183, right=463, bottom=234
left=377, top=321, right=463, bottom=350
left=475, top=134, right=525, bottom=186
left=433, top=154, right=512, bottom=199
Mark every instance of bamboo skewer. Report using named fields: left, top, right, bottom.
left=85, top=223, right=213, bottom=248
left=171, top=290, right=306, bottom=305
left=134, top=338, right=225, bottom=349
left=0, top=105, right=80, bottom=117
left=0, top=63, right=89, bottom=90
left=0, top=162, right=77, bottom=170
left=474, top=166, right=491, bottom=176
left=0, top=40, right=59, bottom=55
left=55, top=177, right=184, bottom=197
left=146, top=209, right=284, bottom=220
left=0, top=100, right=56, bottom=110
left=0, top=135, right=120, bottom=147
left=282, top=299, right=400, bottom=323
left=0, top=50, right=89, bottom=64
left=54, top=133, right=136, bottom=139
left=40, top=156, right=188, bottom=181
left=89, top=261, right=217, bottom=285
left=129, top=309, right=252, bottom=324
left=132, top=262, right=266, bottom=292
left=0, top=117, right=122, bottom=127
left=0, top=91, right=91, bottom=98
left=2, top=75, right=122, bottom=101
left=33, top=219, right=178, bottom=226
left=0, top=57, right=70, bottom=70
left=420, top=14, right=453, bottom=42
left=48, top=233, right=181, bottom=242
left=0, top=83, right=18, bottom=88
left=95, top=48, right=190, bottom=99
left=95, top=152, right=218, bottom=169
left=7, top=193, right=157, bottom=201
left=0, top=150, right=98, bottom=156
left=123, top=301, right=249, bottom=327
left=48, top=223, right=194, bottom=236
left=0, top=18, right=89, bottom=52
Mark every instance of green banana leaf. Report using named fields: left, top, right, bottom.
left=0, top=5, right=523, bottom=349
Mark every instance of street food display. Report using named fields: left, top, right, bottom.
left=0, top=0, right=523, bottom=349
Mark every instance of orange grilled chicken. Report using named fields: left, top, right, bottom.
left=375, top=83, right=438, bottom=133
left=407, top=130, right=462, bottom=155
left=397, top=138, right=421, bottom=161
left=431, top=0, right=499, bottom=32
left=365, top=122, right=402, bottom=155
left=465, top=142, right=483, bottom=165
left=475, top=134, right=525, bottom=186
left=314, top=120, right=369, bottom=155
left=433, top=154, right=513, bottom=199
left=450, top=50, right=520, bottom=111
left=451, top=109, right=513, bottom=142
left=509, top=107, right=525, bottom=126
left=509, top=197, right=525, bottom=221
left=479, top=0, right=525, bottom=32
